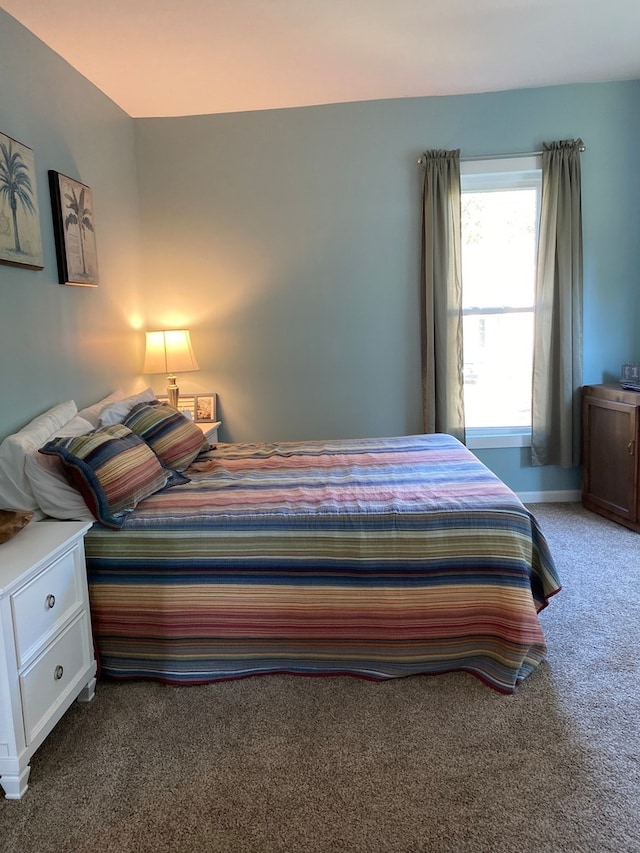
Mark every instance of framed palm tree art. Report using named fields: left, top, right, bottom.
left=0, top=131, right=44, bottom=270
left=49, top=170, right=99, bottom=286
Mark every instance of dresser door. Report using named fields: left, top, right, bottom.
left=583, top=394, right=639, bottom=523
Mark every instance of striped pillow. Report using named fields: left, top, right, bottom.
left=39, top=424, right=171, bottom=528
left=123, top=401, right=208, bottom=471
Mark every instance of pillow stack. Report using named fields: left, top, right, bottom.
left=0, top=389, right=211, bottom=529
left=39, top=424, right=174, bottom=528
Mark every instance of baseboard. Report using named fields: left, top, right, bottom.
left=517, top=490, right=582, bottom=504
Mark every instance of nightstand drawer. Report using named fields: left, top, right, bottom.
left=12, top=548, right=83, bottom=668
left=20, top=613, right=91, bottom=745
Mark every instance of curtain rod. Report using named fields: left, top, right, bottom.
left=417, top=143, right=586, bottom=165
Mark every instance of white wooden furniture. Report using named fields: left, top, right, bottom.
left=0, top=520, right=96, bottom=800
left=196, top=420, right=221, bottom=442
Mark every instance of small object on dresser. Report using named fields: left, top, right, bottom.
left=0, top=509, right=34, bottom=545
left=620, top=363, right=640, bottom=391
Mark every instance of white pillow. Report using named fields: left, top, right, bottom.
left=24, top=415, right=96, bottom=521
left=0, top=401, right=78, bottom=513
left=77, top=389, right=126, bottom=427
left=97, top=387, right=156, bottom=427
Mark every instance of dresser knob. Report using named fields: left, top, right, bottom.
left=46, top=594, right=56, bottom=609
left=54, top=665, right=64, bottom=681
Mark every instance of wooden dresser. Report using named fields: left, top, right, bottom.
left=582, top=383, right=640, bottom=531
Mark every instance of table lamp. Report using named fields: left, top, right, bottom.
left=143, top=329, right=199, bottom=408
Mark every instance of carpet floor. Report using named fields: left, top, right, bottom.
left=1, top=502, right=638, bottom=853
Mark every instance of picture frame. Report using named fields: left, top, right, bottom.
left=157, top=393, right=217, bottom=423
left=0, top=131, right=44, bottom=270
left=48, top=170, right=99, bottom=286
left=195, top=394, right=216, bottom=423
left=621, top=363, right=640, bottom=382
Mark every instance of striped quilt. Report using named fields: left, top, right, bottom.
left=84, top=433, right=560, bottom=694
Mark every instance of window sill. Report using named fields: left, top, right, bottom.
left=466, top=431, right=531, bottom=449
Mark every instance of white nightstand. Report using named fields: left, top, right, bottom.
left=0, top=520, right=97, bottom=800
left=196, top=420, right=221, bottom=442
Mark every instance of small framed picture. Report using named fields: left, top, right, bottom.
left=622, top=363, right=640, bottom=381
left=157, top=393, right=217, bottom=423
left=195, top=394, right=216, bottom=422
left=48, top=170, right=99, bottom=286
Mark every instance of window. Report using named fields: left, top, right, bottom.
left=460, top=157, right=541, bottom=446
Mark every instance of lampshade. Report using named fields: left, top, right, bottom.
left=143, top=330, right=199, bottom=408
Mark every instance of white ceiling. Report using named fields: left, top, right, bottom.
left=2, top=0, right=639, bottom=118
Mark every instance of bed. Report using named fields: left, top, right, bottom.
left=0, top=393, right=560, bottom=694
left=82, top=431, right=560, bottom=695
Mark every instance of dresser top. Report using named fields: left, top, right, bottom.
left=583, top=383, right=640, bottom=405
left=0, top=521, right=91, bottom=596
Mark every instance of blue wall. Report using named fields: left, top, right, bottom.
left=0, top=10, right=144, bottom=437
left=135, top=81, right=640, bottom=493
left=1, top=6, right=639, bottom=495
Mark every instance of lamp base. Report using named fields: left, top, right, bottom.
left=167, top=376, right=179, bottom=409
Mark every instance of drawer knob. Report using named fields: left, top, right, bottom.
left=46, top=594, right=56, bottom=609
left=54, top=665, right=64, bottom=681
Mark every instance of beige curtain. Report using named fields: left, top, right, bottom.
left=531, top=140, right=584, bottom=468
left=420, top=150, right=465, bottom=442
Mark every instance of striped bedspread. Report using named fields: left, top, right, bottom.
left=84, top=433, right=560, bottom=694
